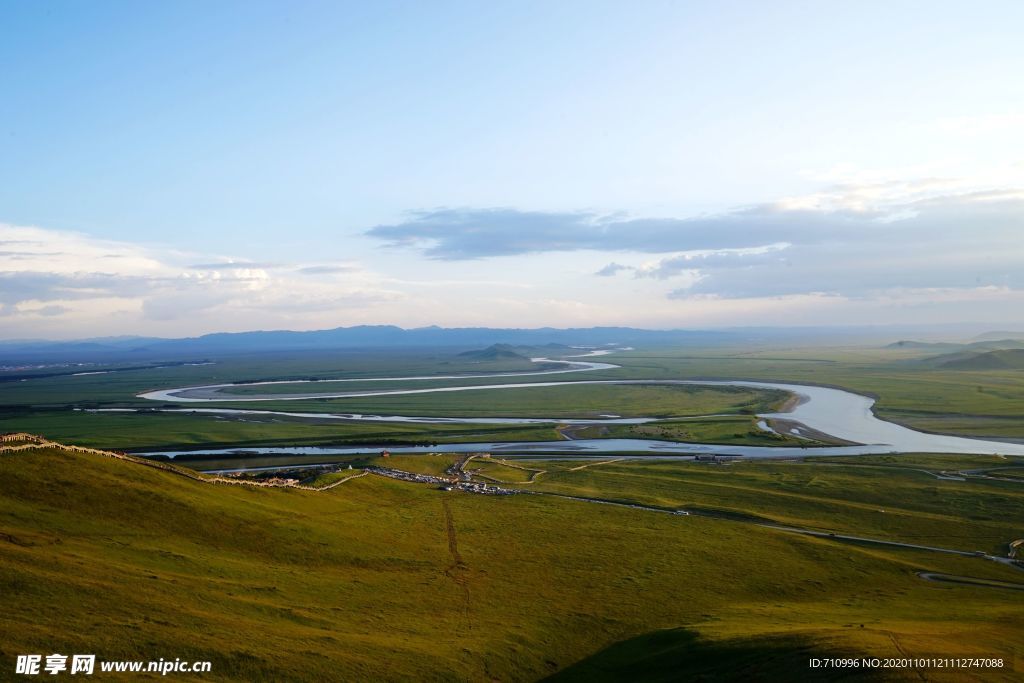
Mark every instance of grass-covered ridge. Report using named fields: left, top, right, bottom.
left=2, top=444, right=1023, bottom=680
left=938, top=348, right=1024, bottom=370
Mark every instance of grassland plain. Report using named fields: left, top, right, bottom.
left=522, top=456, right=1024, bottom=556
left=0, top=350, right=591, bottom=414
left=0, top=410, right=806, bottom=453
left=0, top=350, right=560, bottom=399
left=3, top=343, right=1024, bottom=450
left=597, top=346, right=1024, bottom=440
left=2, top=446, right=1023, bottom=681
left=0, top=382, right=797, bottom=451
left=466, top=457, right=546, bottom=484
left=0, top=409, right=564, bottom=451
left=601, top=415, right=812, bottom=446
left=212, top=383, right=787, bottom=417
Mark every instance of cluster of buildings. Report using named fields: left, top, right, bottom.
left=365, top=466, right=450, bottom=486
left=365, top=466, right=518, bottom=496
left=442, top=480, right=517, bottom=496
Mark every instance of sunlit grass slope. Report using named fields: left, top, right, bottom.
left=2, top=447, right=1022, bottom=681
left=607, top=347, right=1024, bottom=440
left=530, top=457, right=1024, bottom=555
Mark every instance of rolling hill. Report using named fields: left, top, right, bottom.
left=457, top=343, right=532, bottom=361
left=939, top=348, right=1024, bottom=370
left=2, top=443, right=1023, bottom=680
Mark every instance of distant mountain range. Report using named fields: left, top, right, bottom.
left=6, top=325, right=1023, bottom=365
left=0, top=325, right=732, bottom=363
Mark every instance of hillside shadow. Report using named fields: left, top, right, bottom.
left=545, top=628, right=879, bottom=682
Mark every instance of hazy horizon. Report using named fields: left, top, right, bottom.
left=3, top=320, right=1023, bottom=346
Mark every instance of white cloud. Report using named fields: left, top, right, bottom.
left=5, top=168, right=1024, bottom=337
left=0, top=223, right=403, bottom=337
left=575, top=186, right=1024, bottom=301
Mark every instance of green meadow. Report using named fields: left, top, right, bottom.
left=1, top=446, right=1022, bottom=681
left=0, top=409, right=562, bottom=451
left=218, top=382, right=788, bottom=417
left=599, top=346, right=1024, bottom=440
left=524, top=456, right=1024, bottom=556
left=5, top=343, right=1024, bottom=453
left=3, top=339, right=1023, bottom=680
left=3, top=344, right=1024, bottom=452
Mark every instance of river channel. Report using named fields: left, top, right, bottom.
left=135, top=350, right=1024, bottom=461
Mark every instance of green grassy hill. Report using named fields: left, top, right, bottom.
left=885, top=340, right=963, bottom=351
left=2, top=445, right=1023, bottom=680
left=938, top=349, right=1024, bottom=370
left=457, top=344, right=531, bottom=361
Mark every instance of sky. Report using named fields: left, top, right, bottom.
left=1, top=0, right=1023, bottom=339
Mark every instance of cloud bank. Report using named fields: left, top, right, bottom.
left=367, top=187, right=1024, bottom=301
left=4, top=176, right=1023, bottom=337
left=0, top=224, right=400, bottom=337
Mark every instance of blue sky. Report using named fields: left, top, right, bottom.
left=1, top=1, right=1023, bottom=338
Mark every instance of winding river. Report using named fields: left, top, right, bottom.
left=136, top=351, right=621, bottom=402
left=136, top=350, right=1024, bottom=459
